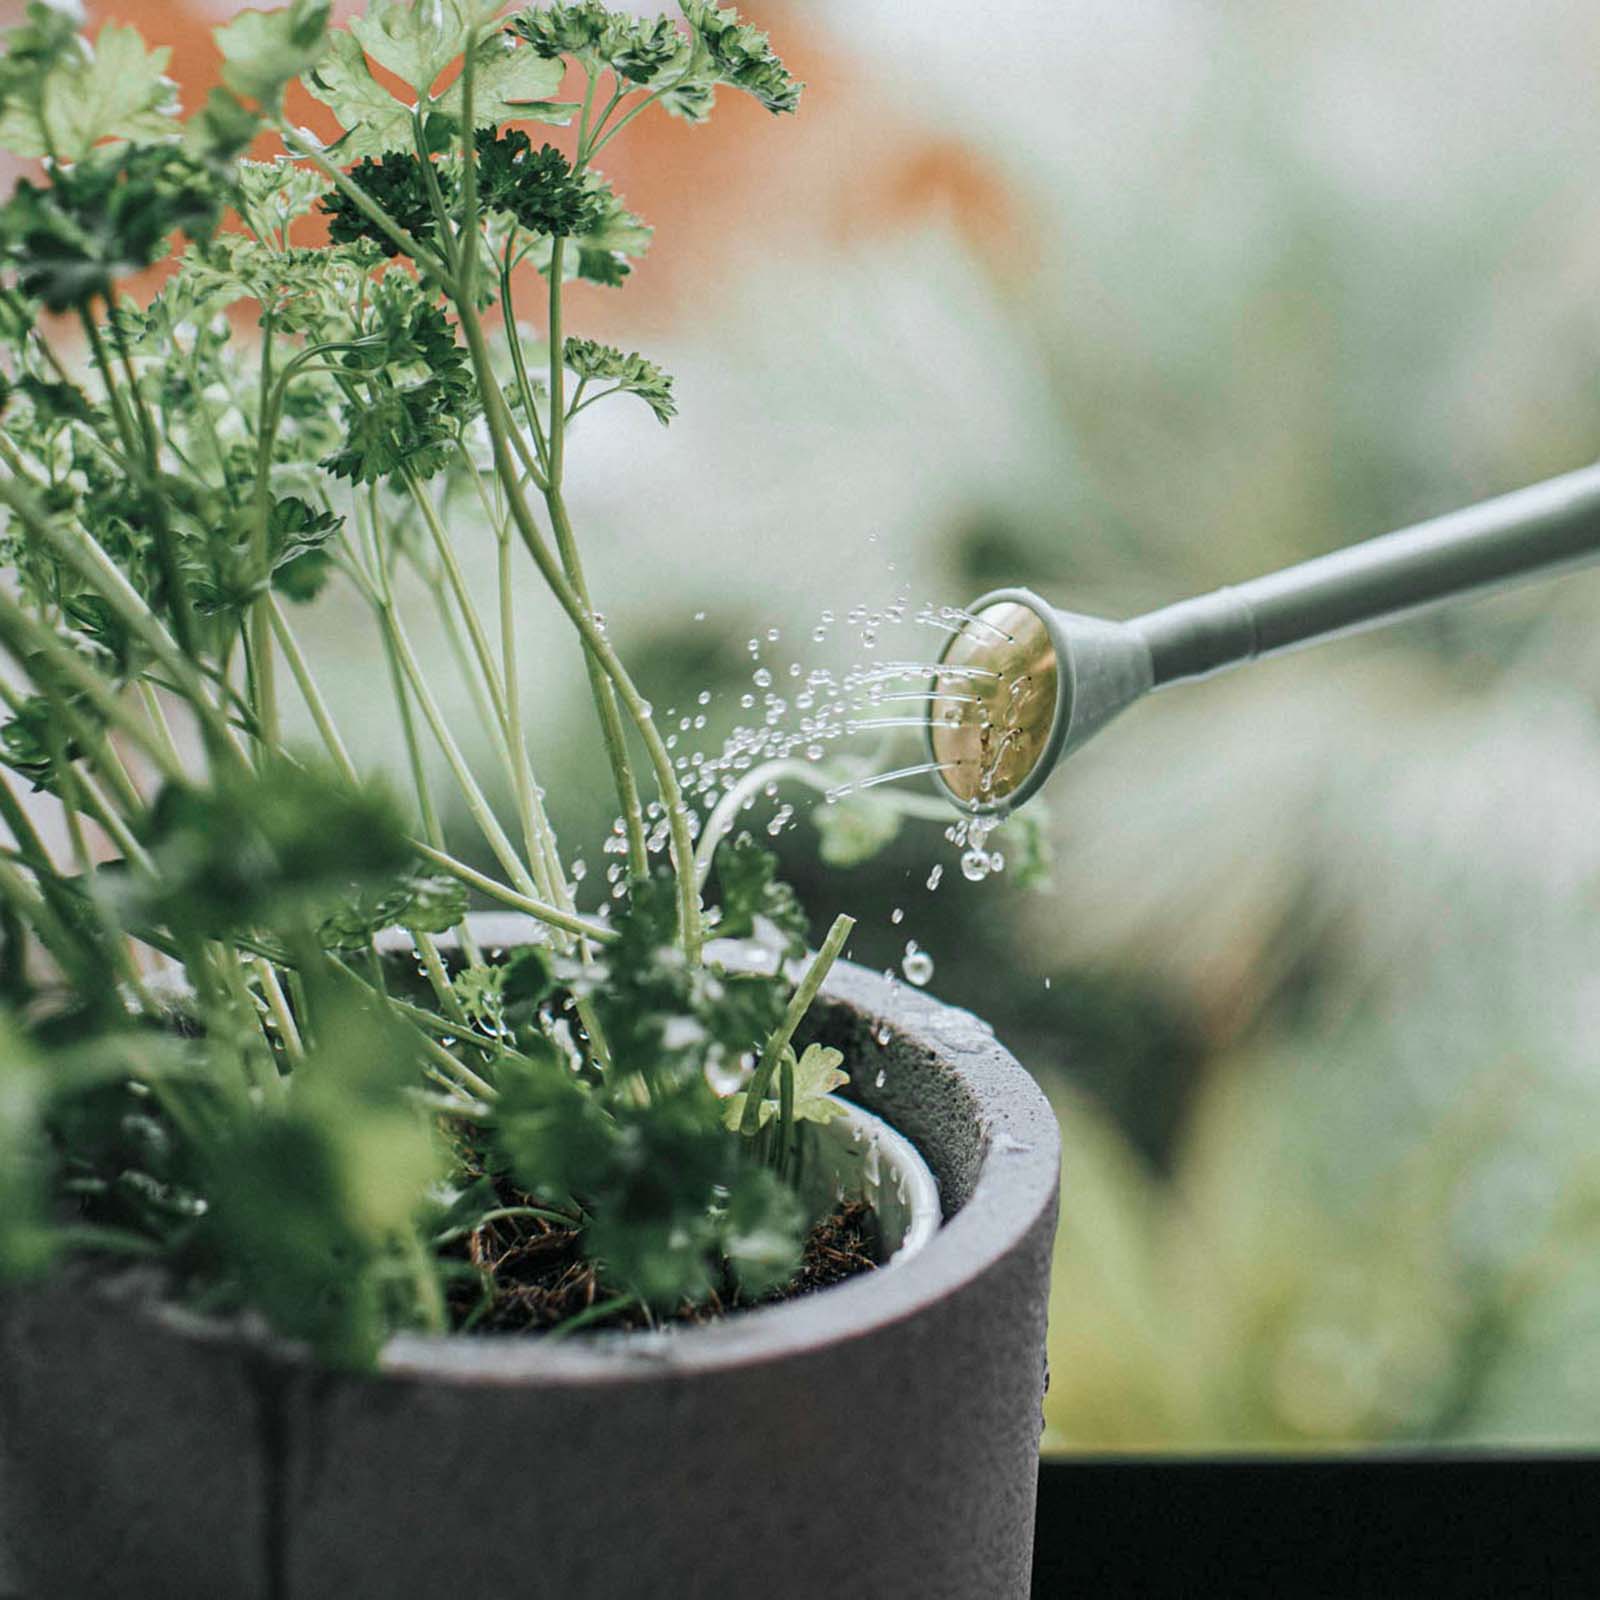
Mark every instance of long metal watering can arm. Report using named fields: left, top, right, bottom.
left=1130, top=461, right=1600, bottom=688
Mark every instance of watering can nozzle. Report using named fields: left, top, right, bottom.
left=926, top=591, right=1152, bottom=815
left=928, top=462, right=1600, bottom=816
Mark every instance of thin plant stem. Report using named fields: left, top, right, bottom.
left=738, top=914, right=855, bottom=1136
left=411, top=840, right=615, bottom=945
left=265, top=596, right=359, bottom=785
left=541, top=236, right=649, bottom=880
left=451, top=301, right=703, bottom=959
left=254, top=957, right=305, bottom=1065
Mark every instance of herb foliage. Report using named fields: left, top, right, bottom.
left=0, top=0, right=859, bottom=1364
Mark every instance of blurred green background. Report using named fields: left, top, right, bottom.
left=50, top=0, right=1600, bottom=1449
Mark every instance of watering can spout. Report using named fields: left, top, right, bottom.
left=926, top=460, right=1600, bottom=816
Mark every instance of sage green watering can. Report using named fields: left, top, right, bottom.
left=926, top=463, right=1600, bottom=814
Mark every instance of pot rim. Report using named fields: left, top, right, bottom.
left=92, top=919, right=1060, bottom=1389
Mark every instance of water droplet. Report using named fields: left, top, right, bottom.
left=890, top=907, right=904, bottom=925
left=874, top=1068, right=886, bottom=1088
left=874, top=1022, right=892, bottom=1047
left=766, top=626, right=780, bottom=642
left=1043, top=976, right=1052, bottom=991
left=697, top=690, right=712, bottom=706
left=960, top=849, right=990, bottom=882
left=926, top=864, right=943, bottom=891
left=753, top=668, right=772, bottom=689
left=901, top=942, right=934, bottom=987
left=571, top=859, right=587, bottom=882
left=693, top=610, right=707, bottom=622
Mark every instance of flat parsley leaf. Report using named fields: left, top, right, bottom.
left=349, top=0, right=500, bottom=96
left=433, top=27, right=572, bottom=127
left=302, top=31, right=411, bottom=161
left=215, top=0, right=332, bottom=111
left=722, top=1041, right=849, bottom=1132
left=0, top=16, right=179, bottom=162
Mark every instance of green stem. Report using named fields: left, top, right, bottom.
left=544, top=478, right=649, bottom=875
left=404, top=471, right=512, bottom=732
left=499, top=243, right=551, bottom=472
left=586, top=85, right=667, bottom=162
left=137, top=682, right=187, bottom=778
left=544, top=1294, right=638, bottom=1341
left=265, top=596, right=359, bottom=785
left=452, top=302, right=702, bottom=958
left=739, top=914, right=854, bottom=1136
left=412, top=840, right=615, bottom=945
left=254, top=956, right=305, bottom=1065
left=378, top=595, right=540, bottom=901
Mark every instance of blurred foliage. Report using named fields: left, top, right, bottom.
left=261, top=0, right=1600, bottom=1443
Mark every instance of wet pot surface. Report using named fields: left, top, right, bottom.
left=0, top=936, right=1059, bottom=1600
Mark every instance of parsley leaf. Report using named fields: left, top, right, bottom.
left=0, top=690, right=102, bottom=796
left=564, top=337, right=676, bottom=425
left=0, top=16, right=179, bottom=161
left=128, top=761, right=415, bottom=945
left=215, top=0, right=332, bottom=112
left=321, top=273, right=476, bottom=483
left=235, top=158, right=331, bottom=236
left=721, top=1042, right=849, bottom=1132
left=0, top=145, right=221, bottom=312
left=477, top=130, right=600, bottom=236
left=305, top=16, right=572, bottom=161
left=318, top=863, right=469, bottom=950
left=517, top=172, right=651, bottom=284
left=301, top=31, right=411, bottom=161
left=184, top=88, right=261, bottom=173
left=511, top=3, right=630, bottom=68
left=719, top=1165, right=805, bottom=1296
left=714, top=832, right=807, bottom=961
left=432, top=27, right=573, bottom=127
left=348, top=0, right=500, bottom=97
left=319, top=152, right=440, bottom=251
left=679, top=0, right=801, bottom=117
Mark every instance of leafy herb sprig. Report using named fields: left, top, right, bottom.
left=0, top=0, right=857, bottom=1366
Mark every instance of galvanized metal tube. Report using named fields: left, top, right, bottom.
left=1135, top=462, right=1600, bottom=688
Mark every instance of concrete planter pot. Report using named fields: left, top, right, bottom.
left=0, top=937, right=1059, bottom=1600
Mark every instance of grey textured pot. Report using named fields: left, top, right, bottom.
left=0, top=940, right=1059, bottom=1600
